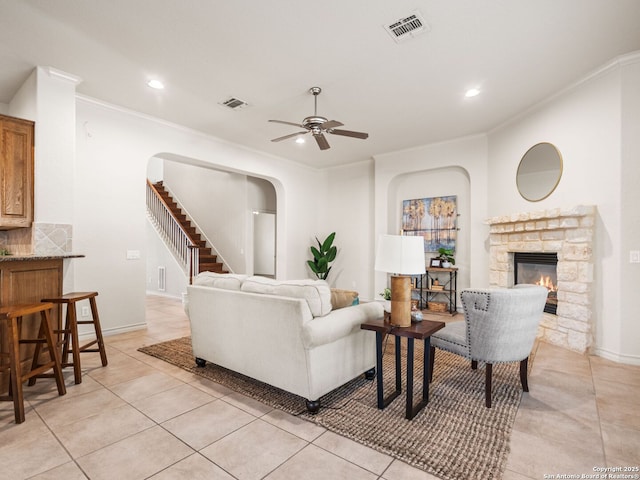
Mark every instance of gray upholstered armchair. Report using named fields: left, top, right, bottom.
left=429, top=285, right=548, bottom=407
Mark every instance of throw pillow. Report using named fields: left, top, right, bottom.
left=193, top=272, right=248, bottom=290
left=241, top=276, right=332, bottom=317
left=330, top=289, right=359, bottom=310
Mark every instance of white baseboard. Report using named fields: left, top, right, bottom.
left=145, top=290, right=183, bottom=300
left=592, top=347, right=640, bottom=366
left=78, top=323, right=147, bottom=340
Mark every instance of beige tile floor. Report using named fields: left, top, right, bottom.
left=1, top=295, right=639, bottom=479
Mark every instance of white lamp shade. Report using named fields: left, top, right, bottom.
left=374, top=234, right=425, bottom=275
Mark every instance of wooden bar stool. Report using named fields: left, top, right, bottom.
left=0, top=302, right=67, bottom=424
left=40, top=292, right=108, bottom=384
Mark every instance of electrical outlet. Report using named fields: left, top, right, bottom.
left=630, top=250, right=640, bottom=264
left=126, top=250, right=141, bottom=260
left=81, top=306, right=90, bottom=317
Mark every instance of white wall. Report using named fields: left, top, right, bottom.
left=32, top=68, right=79, bottom=224
left=620, top=59, right=640, bottom=359
left=487, top=54, right=640, bottom=363
left=321, top=160, right=375, bottom=296
left=163, top=160, right=248, bottom=273
left=8, top=70, right=37, bottom=120
left=73, top=97, right=322, bottom=335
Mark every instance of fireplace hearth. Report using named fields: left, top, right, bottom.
left=514, top=252, right=558, bottom=314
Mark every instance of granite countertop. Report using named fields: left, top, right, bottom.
left=0, top=254, right=85, bottom=262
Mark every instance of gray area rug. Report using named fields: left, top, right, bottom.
left=139, top=336, right=525, bottom=480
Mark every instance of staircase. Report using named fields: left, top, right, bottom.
left=147, top=180, right=227, bottom=275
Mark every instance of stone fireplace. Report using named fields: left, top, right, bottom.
left=487, top=205, right=595, bottom=354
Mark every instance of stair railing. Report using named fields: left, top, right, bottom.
left=161, top=183, right=233, bottom=276
left=146, top=180, right=199, bottom=284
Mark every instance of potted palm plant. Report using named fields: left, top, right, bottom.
left=307, top=232, right=337, bottom=280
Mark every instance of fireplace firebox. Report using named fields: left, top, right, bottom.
left=514, top=252, right=558, bottom=314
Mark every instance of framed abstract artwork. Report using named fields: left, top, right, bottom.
left=402, top=195, right=457, bottom=253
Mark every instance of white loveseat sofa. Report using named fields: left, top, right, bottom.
left=185, top=272, right=383, bottom=412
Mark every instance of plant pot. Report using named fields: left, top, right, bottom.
left=442, top=261, right=452, bottom=268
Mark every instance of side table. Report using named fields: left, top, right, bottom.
left=360, top=315, right=445, bottom=419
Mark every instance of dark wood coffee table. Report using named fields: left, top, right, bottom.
left=361, top=315, right=445, bottom=419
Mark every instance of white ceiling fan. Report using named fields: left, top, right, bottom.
left=269, top=87, right=369, bottom=151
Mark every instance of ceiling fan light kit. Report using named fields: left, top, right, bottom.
left=269, top=87, right=369, bottom=150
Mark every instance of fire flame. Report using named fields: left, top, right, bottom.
left=536, top=275, right=557, bottom=292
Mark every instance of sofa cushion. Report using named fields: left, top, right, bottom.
left=193, top=272, right=248, bottom=290
left=241, top=276, right=332, bottom=317
left=303, top=301, right=384, bottom=348
left=330, top=289, right=359, bottom=310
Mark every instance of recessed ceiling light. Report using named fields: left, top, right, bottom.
left=147, top=79, right=165, bottom=90
left=295, top=137, right=306, bottom=144
left=465, top=88, right=480, bottom=98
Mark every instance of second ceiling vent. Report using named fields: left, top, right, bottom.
left=219, top=97, right=249, bottom=110
left=384, top=10, right=430, bottom=43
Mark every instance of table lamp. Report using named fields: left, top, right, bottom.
left=374, top=234, right=425, bottom=327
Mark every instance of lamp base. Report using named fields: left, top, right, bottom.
left=390, top=275, right=412, bottom=327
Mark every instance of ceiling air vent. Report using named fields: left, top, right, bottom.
left=384, top=10, right=429, bottom=43
left=219, top=97, right=249, bottom=110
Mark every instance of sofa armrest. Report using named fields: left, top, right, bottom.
left=302, top=301, right=384, bottom=348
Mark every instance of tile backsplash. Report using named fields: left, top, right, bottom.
left=1, top=223, right=74, bottom=255
left=34, top=223, right=73, bottom=255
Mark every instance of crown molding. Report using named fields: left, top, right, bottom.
left=41, top=66, right=83, bottom=85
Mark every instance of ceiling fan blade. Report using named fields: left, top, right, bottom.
left=271, top=131, right=308, bottom=142
left=328, top=129, right=369, bottom=140
left=314, top=133, right=330, bottom=150
left=320, top=120, right=343, bottom=129
left=269, top=119, right=305, bottom=128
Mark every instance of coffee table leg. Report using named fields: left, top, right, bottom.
left=406, top=338, right=414, bottom=418
left=375, top=331, right=401, bottom=410
left=423, top=337, right=430, bottom=403
left=406, top=337, right=431, bottom=420
left=375, top=332, right=384, bottom=408
left=394, top=336, right=402, bottom=392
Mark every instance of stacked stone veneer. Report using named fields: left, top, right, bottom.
left=487, top=205, right=596, bottom=354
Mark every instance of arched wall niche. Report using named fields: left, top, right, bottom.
left=386, top=165, right=471, bottom=300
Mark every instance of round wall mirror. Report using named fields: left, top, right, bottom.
left=516, top=142, right=563, bottom=202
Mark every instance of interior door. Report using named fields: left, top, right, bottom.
left=253, top=211, right=276, bottom=277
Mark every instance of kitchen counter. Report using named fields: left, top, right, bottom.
left=0, top=254, right=83, bottom=393
left=0, top=253, right=84, bottom=262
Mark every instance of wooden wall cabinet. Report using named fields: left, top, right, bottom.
left=0, top=114, right=34, bottom=229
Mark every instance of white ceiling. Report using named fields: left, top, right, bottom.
left=1, top=0, right=639, bottom=168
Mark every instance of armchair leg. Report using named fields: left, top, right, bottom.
left=471, top=360, right=478, bottom=370
left=485, top=363, right=493, bottom=408
left=429, top=346, right=435, bottom=383
left=520, top=357, right=529, bottom=392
